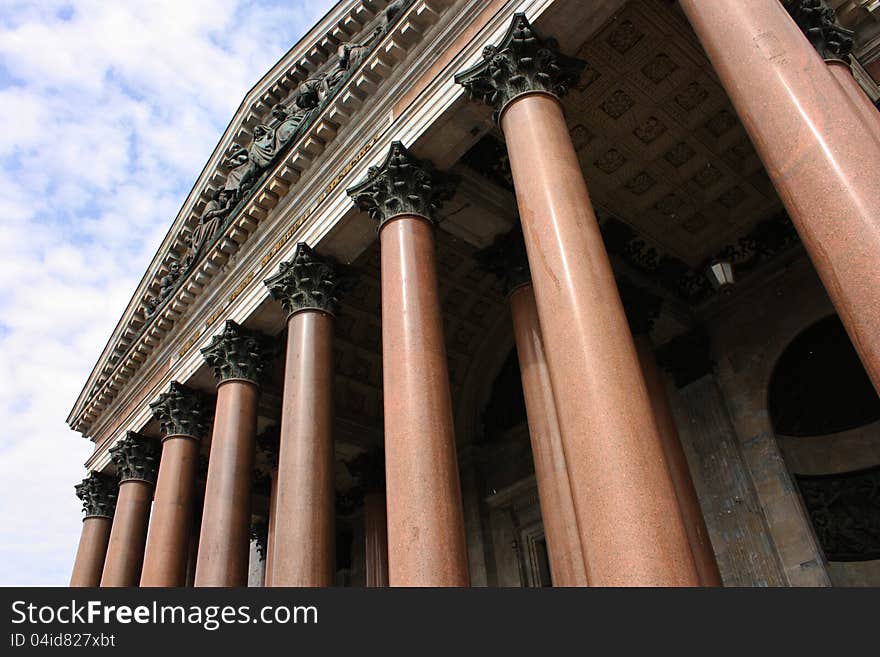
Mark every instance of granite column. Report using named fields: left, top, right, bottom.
left=679, top=0, right=880, bottom=393
left=348, top=143, right=469, bottom=586
left=456, top=14, right=698, bottom=585
left=195, top=320, right=274, bottom=587
left=70, top=472, right=118, bottom=587
left=100, top=432, right=160, bottom=587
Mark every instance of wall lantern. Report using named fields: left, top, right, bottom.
left=707, top=259, right=735, bottom=291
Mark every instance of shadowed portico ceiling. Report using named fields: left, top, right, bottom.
left=565, top=0, right=782, bottom=266
left=462, top=0, right=788, bottom=288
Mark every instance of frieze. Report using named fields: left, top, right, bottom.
left=72, top=0, right=452, bottom=435
left=176, top=132, right=379, bottom=360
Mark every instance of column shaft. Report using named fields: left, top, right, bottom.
left=679, top=0, right=880, bottom=393
left=634, top=335, right=722, bottom=586
left=70, top=517, right=112, bottom=587
left=100, top=480, right=153, bottom=587
left=269, top=310, right=335, bottom=586
left=140, top=435, right=200, bottom=586
left=826, top=60, right=880, bottom=143
left=508, top=283, right=587, bottom=586
left=381, top=214, right=469, bottom=586
left=264, top=470, right=278, bottom=584
left=194, top=380, right=258, bottom=586
left=501, top=92, right=698, bottom=586
left=364, top=492, right=389, bottom=587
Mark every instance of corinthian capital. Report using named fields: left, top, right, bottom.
left=149, top=381, right=213, bottom=439
left=454, top=12, right=586, bottom=119
left=110, top=432, right=160, bottom=485
left=474, top=226, right=531, bottom=295
left=784, top=1, right=854, bottom=61
left=200, top=320, right=277, bottom=385
left=75, top=472, right=118, bottom=519
left=346, top=141, right=458, bottom=227
left=264, top=243, right=357, bottom=317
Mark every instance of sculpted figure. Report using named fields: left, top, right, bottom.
left=223, top=124, right=276, bottom=198
left=272, top=103, right=313, bottom=150
left=159, top=261, right=181, bottom=300
left=189, top=188, right=232, bottom=262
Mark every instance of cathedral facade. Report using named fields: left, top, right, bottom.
left=68, top=0, right=880, bottom=587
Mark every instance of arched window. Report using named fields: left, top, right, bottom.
left=768, top=315, right=880, bottom=437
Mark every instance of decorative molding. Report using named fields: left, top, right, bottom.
left=75, top=472, right=118, bottom=519
left=473, top=226, right=531, bottom=295
left=346, top=141, right=458, bottom=226
left=149, top=381, right=213, bottom=439
left=69, top=0, right=456, bottom=436
left=453, top=12, right=586, bottom=120
left=784, top=0, right=854, bottom=61
left=264, top=242, right=358, bottom=317
left=109, top=431, right=160, bottom=485
left=796, top=466, right=880, bottom=561
left=200, top=320, right=277, bottom=385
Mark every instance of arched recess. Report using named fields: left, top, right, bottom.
left=769, top=314, right=880, bottom=586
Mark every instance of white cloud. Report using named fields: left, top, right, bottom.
left=0, top=0, right=336, bottom=585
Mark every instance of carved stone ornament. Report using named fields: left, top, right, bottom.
left=618, top=278, right=662, bottom=337
left=75, top=472, right=118, bottom=519
left=109, top=431, right=160, bottom=485
left=346, top=141, right=458, bottom=227
left=473, top=225, right=531, bottom=295
left=453, top=12, right=586, bottom=120
left=149, top=380, right=213, bottom=439
left=200, top=320, right=277, bottom=385
left=264, top=242, right=358, bottom=317
left=784, top=0, right=854, bottom=61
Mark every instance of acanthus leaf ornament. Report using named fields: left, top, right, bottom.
left=453, top=12, right=587, bottom=120
left=75, top=471, right=118, bottom=519
left=200, top=320, right=277, bottom=385
left=149, top=381, right=214, bottom=439
left=346, top=141, right=458, bottom=227
left=784, top=0, right=854, bottom=61
left=264, top=242, right=358, bottom=317
left=109, top=431, right=160, bottom=485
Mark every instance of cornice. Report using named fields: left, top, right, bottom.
left=69, top=0, right=455, bottom=436
left=81, top=0, right=569, bottom=470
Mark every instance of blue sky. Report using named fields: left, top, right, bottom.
left=0, top=0, right=337, bottom=586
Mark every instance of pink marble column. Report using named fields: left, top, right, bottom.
left=71, top=473, right=117, bottom=587
left=141, top=382, right=212, bottom=587
left=348, top=143, right=469, bottom=586
left=679, top=0, right=880, bottom=394
left=264, top=244, right=353, bottom=586
left=826, top=60, right=880, bottom=143
left=196, top=320, right=273, bottom=587
left=100, top=433, right=159, bottom=587
left=456, top=13, right=699, bottom=586
left=509, top=283, right=588, bottom=586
